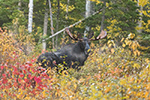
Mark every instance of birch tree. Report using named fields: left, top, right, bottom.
left=43, top=7, right=48, bottom=50
left=137, top=0, right=143, bottom=33
left=55, top=0, right=60, bottom=49
left=48, top=0, right=54, bottom=49
left=28, top=0, right=33, bottom=33
left=84, top=0, right=91, bottom=36
left=27, top=0, right=33, bottom=54
left=18, top=0, right=21, bottom=11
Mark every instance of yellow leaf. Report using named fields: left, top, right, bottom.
left=122, top=43, right=126, bottom=47
left=42, top=90, right=48, bottom=97
left=133, top=63, right=140, bottom=68
left=148, top=20, right=150, bottom=24
left=120, top=79, right=126, bottom=85
left=91, top=43, right=95, bottom=48
left=74, top=84, right=77, bottom=89
left=105, top=87, right=111, bottom=93
left=137, top=50, right=140, bottom=56
left=144, top=91, right=149, bottom=98
left=128, top=33, right=135, bottom=39
left=106, top=2, right=109, bottom=7
left=24, top=97, right=31, bottom=100
left=139, top=0, right=148, bottom=7
left=111, top=48, right=115, bottom=54
left=121, top=38, right=124, bottom=42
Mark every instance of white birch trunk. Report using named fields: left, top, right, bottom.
left=26, top=0, right=33, bottom=54
left=48, top=0, right=54, bottom=49
left=28, top=0, right=33, bottom=33
left=43, top=8, right=48, bottom=50
left=84, top=0, right=91, bottom=36
left=18, top=0, right=21, bottom=10
left=137, top=0, right=143, bottom=33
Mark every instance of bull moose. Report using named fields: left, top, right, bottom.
left=37, top=28, right=107, bottom=70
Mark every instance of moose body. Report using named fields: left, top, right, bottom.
left=37, top=28, right=107, bottom=70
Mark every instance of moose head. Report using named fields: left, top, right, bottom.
left=37, top=28, right=107, bottom=70
left=65, top=27, right=107, bottom=56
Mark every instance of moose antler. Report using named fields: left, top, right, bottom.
left=90, top=30, right=107, bottom=41
left=65, top=28, right=79, bottom=41
left=66, top=28, right=107, bottom=41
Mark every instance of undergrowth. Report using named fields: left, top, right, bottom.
left=0, top=28, right=150, bottom=100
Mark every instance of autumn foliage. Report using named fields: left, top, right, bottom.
left=0, top=28, right=150, bottom=100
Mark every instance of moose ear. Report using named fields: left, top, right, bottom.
left=96, top=30, right=107, bottom=39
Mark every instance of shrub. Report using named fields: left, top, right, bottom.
left=0, top=27, right=150, bottom=99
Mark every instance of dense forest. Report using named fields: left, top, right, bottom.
left=0, top=0, right=150, bottom=99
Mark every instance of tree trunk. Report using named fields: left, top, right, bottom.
left=66, top=0, right=70, bottom=42
left=27, top=0, right=33, bottom=54
left=100, top=0, right=106, bottom=31
left=18, top=0, right=21, bottom=10
left=66, top=0, right=69, bottom=19
left=28, top=0, right=33, bottom=33
left=48, top=0, right=54, bottom=49
left=56, top=0, right=60, bottom=49
left=43, top=8, right=48, bottom=50
left=84, top=0, right=91, bottom=36
left=137, top=0, right=143, bottom=33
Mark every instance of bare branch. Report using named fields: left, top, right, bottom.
left=39, top=8, right=103, bottom=44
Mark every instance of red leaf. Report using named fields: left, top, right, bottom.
left=2, top=74, right=6, bottom=78
left=13, top=94, right=16, bottom=97
left=27, top=67, right=31, bottom=71
left=20, top=74, right=24, bottom=78
left=8, top=73, right=10, bottom=77
left=14, top=67, right=17, bottom=72
left=34, top=76, right=41, bottom=84
left=41, top=72, right=48, bottom=77
left=20, top=83, right=25, bottom=90
left=9, top=93, right=11, bottom=96
left=1, top=66, right=4, bottom=70
left=31, top=90, right=36, bottom=95
left=37, top=86, right=43, bottom=90
left=16, top=62, right=20, bottom=65
left=28, top=74, right=34, bottom=79
left=13, top=67, right=18, bottom=75
left=24, top=78, right=29, bottom=83
left=32, top=69, right=36, bottom=73
left=23, top=70, right=27, bottom=74
left=2, top=78, right=8, bottom=84
left=31, top=59, right=35, bottom=62
left=14, top=82, right=18, bottom=87
left=18, top=78, right=22, bottom=83
left=29, top=63, right=32, bottom=66
left=1, top=94, right=3, bottom=98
